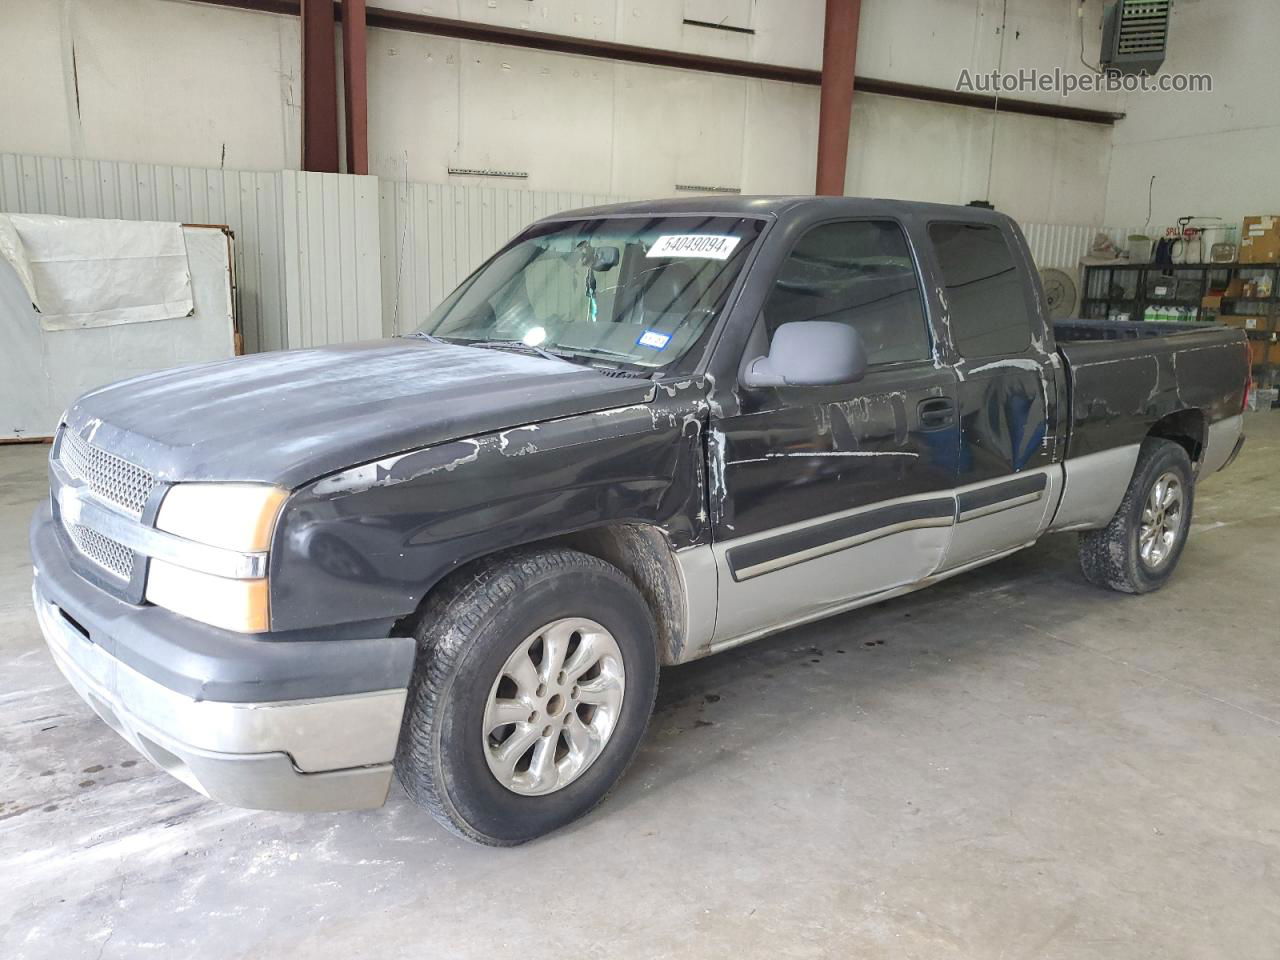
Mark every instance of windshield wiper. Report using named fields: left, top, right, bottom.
left=555, top=344, right=649, bottom=365
left=467, top=340, right=577, bottom=365
left=433, top=336, right=652, bottom=376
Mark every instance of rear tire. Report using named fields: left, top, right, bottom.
left=1077, top=438, right=1194, bottom=594
left=395, top=547, right=658, bottom=845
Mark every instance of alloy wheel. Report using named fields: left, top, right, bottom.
left=482, top=617, right=625, bottom=796
left=1139, top=470, right=1184, bottom=570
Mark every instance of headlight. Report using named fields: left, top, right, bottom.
left=145, top=483, right=287, bottom=633
left=155, top=483, right=287, bottom=551
left=146, top=561, right=272, bottom=633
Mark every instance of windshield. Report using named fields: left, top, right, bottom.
left=417, top=215, right=765, bottom=370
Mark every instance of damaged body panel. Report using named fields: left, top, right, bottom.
left=1054, top=321, right=1248, bottom=457
left=271, top=380, right=711, bottom=633
left=60, top=339, right=657, bottom=487
left=30, top=196, right=1250, bottom=816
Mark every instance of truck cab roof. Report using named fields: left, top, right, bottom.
left=549, top=195, right=1014, bottom=228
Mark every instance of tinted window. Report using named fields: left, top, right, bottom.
left=928, top=222, right=1031, bottom=358
left=763, top=220, right=930, bottom=366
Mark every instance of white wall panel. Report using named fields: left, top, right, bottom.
left=281, top=172, right=384, bottom=348
left=4, top=0, right=1125, bottom=227
left=1021, top=223, right=1101, bottom=270
left=0, top=0, right=300, bottom=172
left=845, top=94, right=1112, bottom=227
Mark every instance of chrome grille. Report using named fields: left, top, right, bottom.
left=58, top=428, right=157, bottom=518
left=66, top=523, right=134, bottom=581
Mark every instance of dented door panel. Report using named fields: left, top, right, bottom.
left=708, top=362, right=960, bottom=641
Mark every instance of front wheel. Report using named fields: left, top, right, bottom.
left=395, top=548, right=659, bottom=845
left=1078, top=438, right=1195, bottom=594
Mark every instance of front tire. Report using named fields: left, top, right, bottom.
left=395, top=548, right=659, bottom=845
left=1078, top=438, right=1195, bottom=594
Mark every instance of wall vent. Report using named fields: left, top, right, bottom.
left=674, top=183, right=741, bottom=195
left=1100, top=0, right=1171, bottom=76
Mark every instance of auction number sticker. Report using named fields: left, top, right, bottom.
left=646, top=234, right=741, bottom=260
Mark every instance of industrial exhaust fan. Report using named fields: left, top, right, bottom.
left=1100, top=0, right=1171, bottom=76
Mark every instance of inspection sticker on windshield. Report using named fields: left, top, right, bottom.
left=636, top=330, right=672, bottom=350
left=646, top=234, right=740, bottom=260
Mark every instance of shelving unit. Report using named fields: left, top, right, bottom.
left=1081, top=261, right=1280, bottom=390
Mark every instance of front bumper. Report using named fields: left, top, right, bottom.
left=31, top=505, right=414, bottom=812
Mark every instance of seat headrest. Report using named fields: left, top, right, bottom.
left=641, top=262, right=706, bottom=315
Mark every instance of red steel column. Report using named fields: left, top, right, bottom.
left=301, top=0, right=340, bottom=172
left=814, top=0, right=861, bottom=196
left=342, top=0, right=369, bottom=175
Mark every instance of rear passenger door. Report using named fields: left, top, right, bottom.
left=710, top=218, right=961, bottom=643
left=926, top=220, right=1063, bottom=571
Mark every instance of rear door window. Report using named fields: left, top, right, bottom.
left=928, top=222, right=1031, bottom=358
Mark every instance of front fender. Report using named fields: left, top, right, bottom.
left=268, top=382, right=710, bottom=632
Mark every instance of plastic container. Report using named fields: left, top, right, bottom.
left=1248, top=387, right=1278, bottom=412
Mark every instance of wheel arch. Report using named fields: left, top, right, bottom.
left=397, top=522, right=693, bottom=666
left=1146, top=408, right=1206, bottom=467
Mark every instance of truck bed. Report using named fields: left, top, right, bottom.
left=1052, top=319, right=1249, bottom=459
left=1054, top=318, right=1227, bottom=342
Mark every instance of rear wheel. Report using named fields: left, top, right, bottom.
left=395, top=548, right=658, bottom=845
left=1078, top=438, right=1195, bottom=594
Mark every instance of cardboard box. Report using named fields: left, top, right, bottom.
left=1240, top=215, right=1280, bottom=264
left=1225, top=277, right=1247, bottom=297
left=1221, top=314, right=1272, bottom=332
left=1202, top=294, right=1222, bottom=312
left=1249, top=337, right=1280, bottom=367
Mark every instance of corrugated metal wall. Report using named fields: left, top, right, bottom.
left=281, top=171, right=383, bottom=347
left=0, top=152, right=286, bottom=354
left=1022, top=222, right=1102, bottom=270
left=5, top=151, right=1142, bottom=350
left=378, top=181, right=624, bottom=335
left=1022, top=222, right=1142, bottom=269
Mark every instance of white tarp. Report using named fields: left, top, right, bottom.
left=0, top=215, right=38, bottom=307
left=0, top=224, right=236, bottom=439
left=0, top=213, right=194, bottom=331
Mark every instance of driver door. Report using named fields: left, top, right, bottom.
left=710, top=218, right=961, bottom=643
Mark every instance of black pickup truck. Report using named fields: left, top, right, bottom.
left=31, top=197, right=1249, bottom=844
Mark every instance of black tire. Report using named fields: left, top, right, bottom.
left=394, top=547, right=659, bottom=845
left=1077, top=438, right=1195, bottom=594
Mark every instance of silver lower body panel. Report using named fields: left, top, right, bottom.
left=1048, top=444, right=1142, bottom=532
left=1201, top=413, right=1244, bottom=477
left=34, top=580, right=406, bottom=812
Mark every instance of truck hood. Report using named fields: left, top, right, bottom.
left=63, top=339, right=655, bottom=488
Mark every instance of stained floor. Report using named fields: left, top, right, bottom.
left=2, top=414, right=1279, bottom=959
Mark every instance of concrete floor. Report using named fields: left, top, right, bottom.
left=2, top=416, right=1278, bottom=960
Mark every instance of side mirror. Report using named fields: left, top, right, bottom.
left=740, top=321, right=868, bottom=388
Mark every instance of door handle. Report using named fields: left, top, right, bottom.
left=918, top=398, right=955, bottom=428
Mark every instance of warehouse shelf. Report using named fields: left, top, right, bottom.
left=1080, top=262, right=1280, bottom=389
